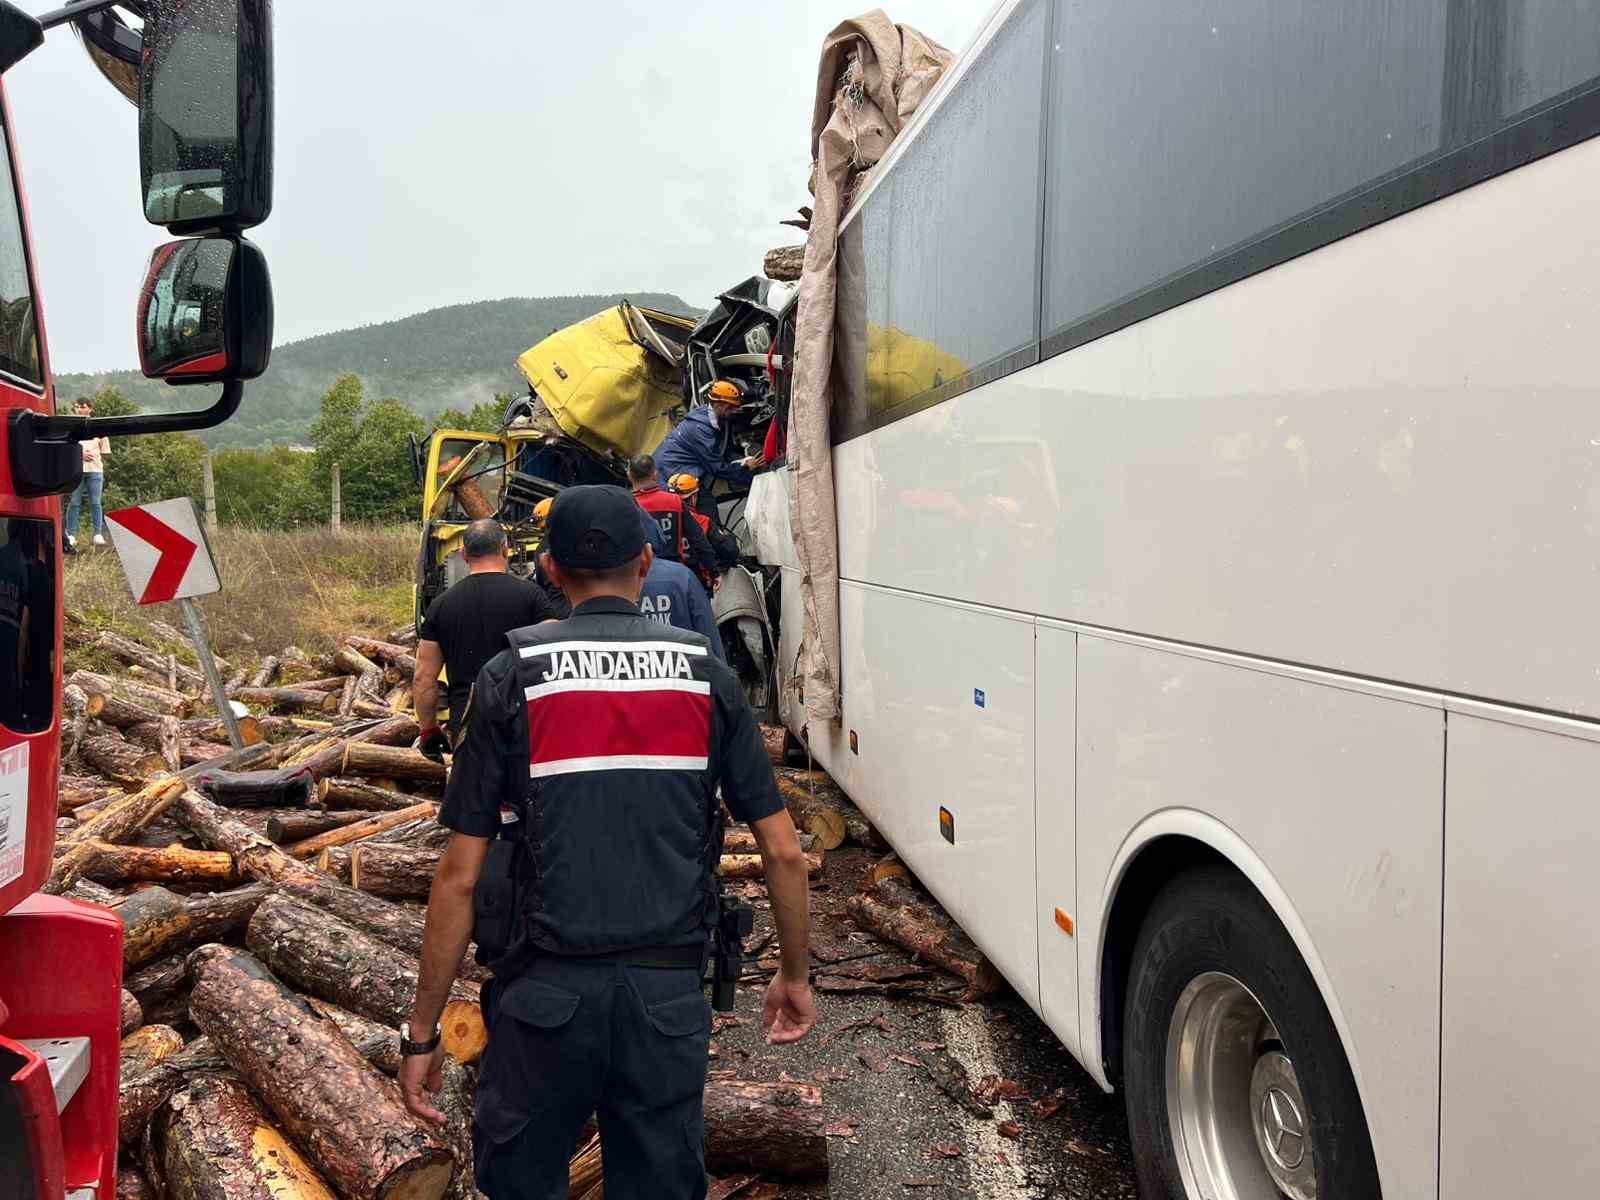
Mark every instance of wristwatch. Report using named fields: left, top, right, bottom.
left=399, top=1021, right=442, bottom=1057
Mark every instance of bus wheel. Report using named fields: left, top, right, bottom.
left=1122, top=865, right=1380, bottom=1200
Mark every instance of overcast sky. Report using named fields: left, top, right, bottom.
left=7, top=1, right=986, bottom=374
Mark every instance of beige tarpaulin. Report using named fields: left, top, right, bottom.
left=788, top=11, right=953, bottom=724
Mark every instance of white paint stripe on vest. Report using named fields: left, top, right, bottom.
left=525, top=677, right=712, bottom=701
left=518, top=640, right=708, bottom=658
left=529, top=754, right=710, bottom=778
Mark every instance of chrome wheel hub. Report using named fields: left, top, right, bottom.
left=1165, top=972, right=1318, bottom=1200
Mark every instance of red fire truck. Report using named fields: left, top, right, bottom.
left=0, top=3, right=273, bottom=1196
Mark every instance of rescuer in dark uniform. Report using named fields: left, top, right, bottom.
left=629, top=452, right=718, bottom=589
left=398, top=485, right=816, bottom=1200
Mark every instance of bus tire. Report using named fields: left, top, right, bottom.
left=1122, top=865, right=1381, bottom=1200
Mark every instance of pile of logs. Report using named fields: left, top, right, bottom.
left=61, top=618, right=892, bottom=1197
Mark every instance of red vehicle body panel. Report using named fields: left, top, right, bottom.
left=0, top=77, right=124, bottom=1200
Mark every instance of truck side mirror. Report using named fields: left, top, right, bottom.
left=140, top=0, right=272, bottom=232
left=138, top=236, right=272, bottom=383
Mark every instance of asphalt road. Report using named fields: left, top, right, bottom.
left=717, top=843, right=1140, bottom=1199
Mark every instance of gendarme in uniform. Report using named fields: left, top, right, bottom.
left=441, top=485, right=781, bottom=1200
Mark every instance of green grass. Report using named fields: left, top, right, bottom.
left=65, top=523, right=418, bottom=672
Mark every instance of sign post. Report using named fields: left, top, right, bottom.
left=104, top=497, right=243, bottom=749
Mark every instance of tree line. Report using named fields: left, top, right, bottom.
left=69, top=376, right=514, bottom=529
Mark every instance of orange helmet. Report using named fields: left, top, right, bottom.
left=667, top=473, right=700, bottom=496
left=706, top=379, right=743, bottom=406
left=533, top=497, right=553, bottom=527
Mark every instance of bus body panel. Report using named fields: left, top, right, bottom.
left=1032, top=623, right=1079, bottom=1056
left=1440, top=712, right=1600, bottom=1197
left=833, top=130, right=1600, bottom=724
left=1073, top=636, right=1444, bottom=1200
left=838, top=579, right=1041, bottom=1012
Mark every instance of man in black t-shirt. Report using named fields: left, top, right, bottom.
left=413, top=519, right=557, bottom=757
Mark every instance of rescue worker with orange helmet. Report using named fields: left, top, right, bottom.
left=667, top=473, right=740, bottom=573
left=653, top=379, right=763, bottom=490
left=628, top=453, right=718, bottom=588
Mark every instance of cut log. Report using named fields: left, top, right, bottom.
left=370, top=818, right=452, bottom=850
left=435, top=1057, right=478, bottom=1200
left=318, top=777, right=419, bottom=812
left=120, top=988, right=143, bottom=1036
left=129, top=716, right=262, bottom=752
left=120, top=881, right=274, bottom=969
left=245, top=893, right=485, bottom=1062
left=345, top=636, right=417, bottom=672
left=280, top=874, right=483, bottom=982
left=703, top=1078, right=827, bottom=1179
left=389, top=624, right=418, bottom=648
left=722, top=826, right=814, bottom=855
left=79, top=733, right=168, bottom=788
left=845, top=876, right=1002, bottom=997
left=46, top=776, right=187, bottom=894
left=774, top=776, right=847, bottom=851
left=762, top=243, right=805, bottom=282
left=66, top=877, right=123, bottom=907
left=235, top=686, right=342, bottom=714
left=342, top=742, right=446, bottom=785
left=154, top=716, right=182, bottom=773
left=760, top=724, right=786, bottom=765
left=126, top=723, right=234, bottom=767
left=437, top=455, right=494, bottom=520
left=863, top=853, right=910, bottom=889
left=67, top=669, right=190, bottom=717
left=303, top=998, right=406, bottom=1077
left=172, top=789, right=319, bottom=883
left=188, top=944, right=453, bottom=1200
left=349, top=843, right=441, bottom=900
left=337, top=675, right=359, bottom=717
left=249, top=656, right=280, bottom=689
left=59, top=781, right=116, bottom=816
left=120, top=1024, right=184, bottom=1074
left=267, top=809, right=373, bottom=844
left=718, top=851, right=823, bottom=880
left=94, top=629, right=206, bottom=691
left=316, top=845, right=352, bottom=881
left=125, top=953, right=188, bottom=1014
left=282, top=714, right=421, bottom=782
left=84, top=841, right=238, bottom=888
left=194, top=768, right=317, bottom=809
left=63, top=683, right=100, bottom=765
left=151, top=1074, right=341, bottom=1200
left=286, top=802, right=437, bottom=860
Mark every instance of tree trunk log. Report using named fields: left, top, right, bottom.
left=245, top=894, right=485, bottom=1062
left=130, top=717, right=261, bottom=751
left=84, top=841, right=239, bottom=888
left=46, top=776, right=187, bottom=894
left=346, top=637, right=417, bottom=672
left=337, top=676, right=360, bottom=717
left=120, top=988, right=143, bottom=1036
left=349, top=844, right=441, bottom=900
left=63, top=683, right=100, bottom=766
left=93, top=629, right=206, bottom=691
left=59, top=781, right=117, bottom=816
left=702, top=1078, right=827, bottom=1179
left=79, top=733, right=169, bottom=788
left=774, top=776, right=847, bottom=851
left=235, top=686, right=342, bottom=714
left=125, top=953, right=187, bottom=1014
left=120, top=1024, right=184, bottom=1074
left=267, top=809, right=373, bottom=843
left=286, top=802, right=437, bottom=860
left=155, top=716, right=182, bottom=773
left=762, top=244, right=804, bottom=282
left=172, top=789, right=320, bottom=883
left=303, top=999, right=406, bottom=1077
left=717, top=851, right=823, bottom=880
left=68, top=669, right=189, bottom=717
left=249, top=656, right=280, bottom=689
left=280, top=873, right=483, bottom=981
left=370, top=818, right=452, bottom=850
left=126, top=724, right=234, bottom=767
left=151, top=1073, right=342, bottom=1200
left=722, top=826, right=813, bottom=855
left=318, top=777, right=419, bottom=811
left=188, top=945, right=453, bottom=1200
left=120, top=881, right=274, bottom=969
left=844, top=877, right=1002, bottom=996
left=342, top=742, right=446, bottom=785
left=316, top=845, right=351, bottom=881
left=194, top=768, right=317, bottom=809
left=435, top=1058, right=479, bottom=1200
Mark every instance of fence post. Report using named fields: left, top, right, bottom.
left=202, top=451, right=218, bottom=534
left=331, top=462, right=342, bottom=533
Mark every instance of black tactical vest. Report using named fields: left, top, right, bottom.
left=494, top=605, right=723, bottom=962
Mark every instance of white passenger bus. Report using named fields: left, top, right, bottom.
left=757, top=2, right=1600, bottom=1196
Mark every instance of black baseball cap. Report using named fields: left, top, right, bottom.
left=546, top=484, right=648, bottom=569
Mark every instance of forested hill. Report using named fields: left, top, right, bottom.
left=55, top=292, right=695, bottom=447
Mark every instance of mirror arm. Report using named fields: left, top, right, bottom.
left=18, top=379, right=242, bottom=441
left=36, top=0, right=131, bottom=32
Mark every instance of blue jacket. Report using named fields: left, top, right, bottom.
left=640, top=557, right=724, bottom=660
left=654, top=407, right=752, bottom=488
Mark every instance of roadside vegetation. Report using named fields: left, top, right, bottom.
left=64, top=523, right=418, bottom=673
